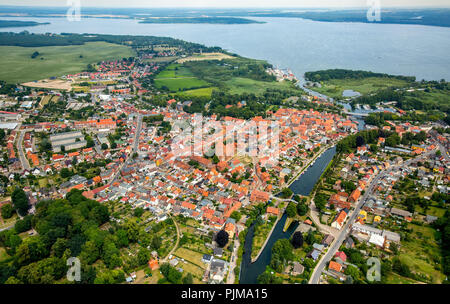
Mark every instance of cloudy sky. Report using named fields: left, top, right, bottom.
left=1, top=0, right=449, bottom=8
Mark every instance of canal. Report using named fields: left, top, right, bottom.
left=289, top=146, right=337, bottom=196
left=239, top=146, right=337, bottom=283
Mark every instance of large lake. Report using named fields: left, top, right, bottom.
left=1, top=16, right=450, bottom=81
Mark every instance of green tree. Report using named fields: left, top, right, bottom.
left=1, top=203, right=14, bottom=219
left=257, top=271, right=282, bottom=284
left=116, top=229, right=129, bottom=248
left=137, top=248, right=150, bottom=266
left=12, top=188, right=30, bottom=216
left=296, top=203, right=308, bottom=216
left=230, top=211, right=242, bottom=222
left=286, top=202, right=297, bottom=218
left=126, top=221, right=140, bottom=243
left=16, top=237, right=49, bottom=266
left=80, top=241, right=100, bottom=265
left=134, top=207, right=144, bottom=217
left=280, top=188, right=293, bottom=199
left=182, top=273, right=193, bottom=284
left=15, top=215, right=32, bottom=233
left=60, top=168, right=72, bottom=179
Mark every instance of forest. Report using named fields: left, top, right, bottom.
left=0, top=189, right=160, bottom=284
left=305, top=69, right=416, bottom=83
left=0, top=32, right=222, bottom=54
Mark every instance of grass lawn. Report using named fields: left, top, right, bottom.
left=177, top=260, right=206, bottom=282
left=154, top=78, right=210, bottom=92
left=38, top=178, right=48, bottom=188
left=154, top=63, right=210, bottom=92
left=385, top=272, right=421, bottom=284
left=225, top=77, right=297, bottom=95
left=403, top=88, right=450, bottom=110
left=176, top=87, right=216, bottom=97
left=310, top=77, right=410, bottom=99
left=179, top=224, right=197, bottom=234
left=143, top=56, right=178, bottom=63
left=174, top=247, right=206, bottom=268
left=0, top=42, right=135, bottom=83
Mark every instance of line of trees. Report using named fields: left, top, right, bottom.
left=305, top=69, right=416, bottom=82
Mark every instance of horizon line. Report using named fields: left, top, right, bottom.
left=1, top=5, right=450, bottom=9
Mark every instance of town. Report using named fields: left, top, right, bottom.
left=0, top=36, right=449, bottom=286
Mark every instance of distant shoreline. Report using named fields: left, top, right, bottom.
left=139, top=17, right=265, bottom=25
left=0, top=7, right=449, bottom=28
left=0, top=20, right=50, bottom=28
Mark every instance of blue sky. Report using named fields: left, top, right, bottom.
left=1, top=0, right=449, bottom=8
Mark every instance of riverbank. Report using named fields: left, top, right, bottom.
left=284, top=144, right=333, bottom=189
left=250, top=210, right=284, bottom=263
left=239, top=213, right=298, bottom=284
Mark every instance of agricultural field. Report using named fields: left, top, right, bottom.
left=176, top=87, right=217, bottom=98
left=143, top=56, right=178, bottom=63
left=0, top=41, right=135, bottom=83
left=154, top=63, right=210, bottom=92
left=309, top=77, right=411, bottom=99
left=176, top=52, right=235, bottom=63
left=225, top=77, right=298, bottom=95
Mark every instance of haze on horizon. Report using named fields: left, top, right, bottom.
left=1, top=0, right=449, bottom=8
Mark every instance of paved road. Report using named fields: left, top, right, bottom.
left=309, top=150, right=435, bottom=284
left=16, top=131, right=30, bottom=170
left=108, top=114, right=143, bottom=186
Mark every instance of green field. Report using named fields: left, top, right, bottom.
left=225, top=77, right=297, bottom=95
left=154, top=63, right=210, bottom=92
left=398, top=223, right=445, bottom=283
left=155, top=58, right=303, bottom=98
left=310, top=77, right=410, bottom=99
left=176, top=87, right=217, bottom=97
left=0, top=42, right=135, bottom=83
left=143, top=56, right=178, bottom=63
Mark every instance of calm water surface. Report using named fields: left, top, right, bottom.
left=1, top=17, right=449, bottom=80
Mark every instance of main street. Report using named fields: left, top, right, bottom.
left=108, top=114, right=143, bottom=186
left=309, top=149, right=435, bottom=284
left=16, top=130, right=30, bottom=171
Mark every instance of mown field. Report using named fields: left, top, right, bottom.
left=176, top=87, right=217, bottom=97
left=310, top=77, right=411, bottom=99
left=225, top=77, right=297, bottom=95
left=154, top=63, right=210, bottom=92
left=0, top=41, right=135, bottom=83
